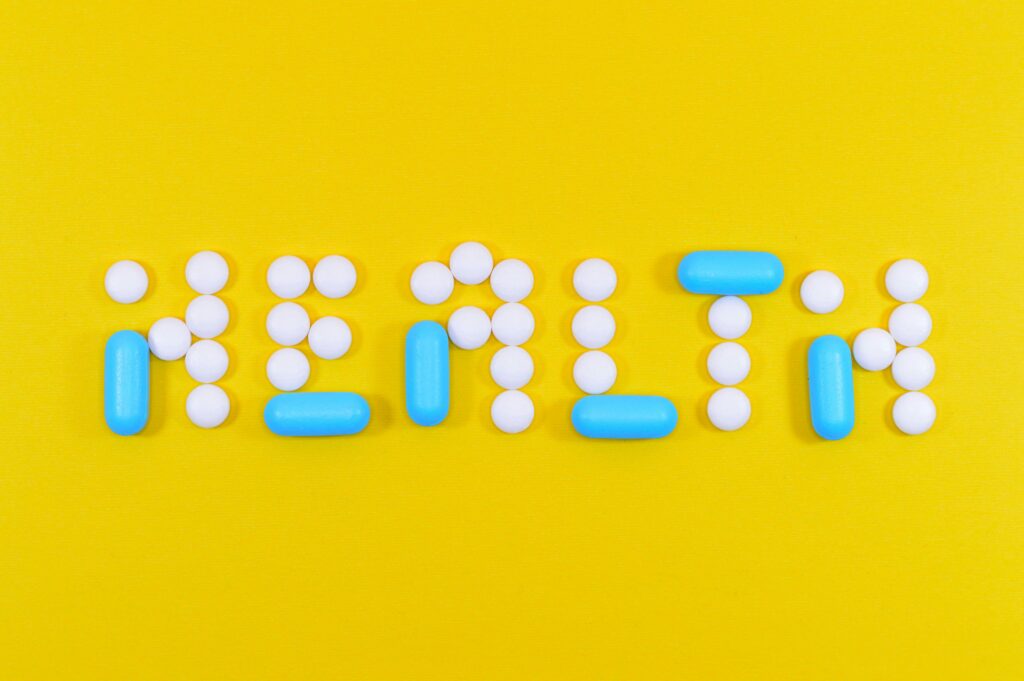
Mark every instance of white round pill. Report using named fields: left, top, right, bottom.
left=491, top=390, right=534, bottom=434
left=313, top=255, right=356, bottom=299
left=571, top=305, right=616, bottom=349
left=449, top=241, right=493, bottom=285
left=308, top=316, right=352, bottom=360
left=410, top=261, right=455, bottom=305
left=266, top=348, right=310, bottom=391
left=147, top=317, right=191, bottom=361
left=708, top=296, right=752, bottom=340
left=885, top=259, right=928, bottom=302
left=105, top=260, right=148, bottom=304
left=186, top=384, right=230, bottom=428
left=185, top=339, right=229, bottom=383
left=490, top=346, right=534, bottom=389
left=491, top=303, right=534, bottom=346
left=573, top=350, right=617, bottom=395
left=185, top=251, right=229, bottom=294
left=707, top=387, right=751, bottom=431
left=888, top=303, right=932, bottom=347
left=446, top=306, right=491, bottom=350
left=490, top=259, right=534, bottom=303
left=266, top=302, right=310, bottom=346
left=707, top=342, right=751, bottom=386
left=185, top=295, right=229, bottom=339
left=267, top=255, right=310, bottom=299
left=853, top=328, right=897, bottom=371
left=891, top=347, right=935, bottom=391
left=893, top=391, right=936, bottom=435
left=800, top=270, right=844, bottom=314
left=573, top=258, right=617, bottom=302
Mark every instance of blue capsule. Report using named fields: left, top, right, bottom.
left=104, top=330, right=149, bottom=436
left=264, top=392, right=370, bottom=436
left=677, top=250, right=784, bottom=295
left=808, top=335, right=854, bottom=440
left=571, top=395, right=678, bottom=439
left=405, top=321, right=450, bottom=426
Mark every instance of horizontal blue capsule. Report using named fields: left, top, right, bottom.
left=677, top=250, right=784, bottom=295
left=104, top=330, right=149, bottom=436
left=264, top=392, right=370, bottom=436
left=572, top=395, right=678, bottom=439
left=405, top=321, right=450, bottom=426
left=808, top=335, right=854, bottom=440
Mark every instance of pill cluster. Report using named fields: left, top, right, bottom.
left=265, top=255, right=356, bottom=392
left=105, top=252, right=233, bottom=429
left=705, top=297, right=752, bottom=431
left=571, top=259, right=617, bottom=395
left=852, top=259, right=935, bottom=435
left=411, top=242, right=537, bottom=433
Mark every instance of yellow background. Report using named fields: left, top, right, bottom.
left=1, top=1, right=1022, bottom=678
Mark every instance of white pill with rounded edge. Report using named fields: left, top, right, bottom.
left=185, top=251, right=229, bottom=294
left=266, top=302, right=310, bottom=346
left=892, top=347, right=935, bottom=391
left=893, top=391, right=936, bottom=435
left=707, top=387, right=751, bottom=431
left=490, top=259, right=534, bottom=303
left=889, top=303, right=932, bottom=347
left=148, top=318, right=191, bottom=361
left=491, top=303, right=534, bottom=346
left=105, top=260, right=148, bottom=304
left=186, top=384, right=231, bottom=428
left=800, top=270, right=844, bottom=314
left=449, top=242, right=493, bottom=285
left=410, top=261, right=454, bottom=305
left=572, top=305, right=616, bottom=349
left=185, top=339, right=229, bottom=383
left=885, top=259, right=928, bottom=302
left=573, top=258, right=617, bottom=302
left=267, top=255, right=310, bottom=299
left=266, top=348, right=310, bottom=391
left=308, top=316, right=352, bottom=360
left=491, top=390, right=534, bottom=434
left=853, top=328, right=897, bottom=371
left=707, top=342, right=751, bottom=386
left=313, top=255, right=356, bottom=299
left=573, top=350, right=617, bottom=395
left=708, top=296, right=752, bottom=340
left=447, top=306, right=491, bottom=350
left=490, top=346, right=534, bottom=389
left=185, top=295, right=229, bottom=339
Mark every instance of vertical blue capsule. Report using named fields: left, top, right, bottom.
left=405, top=321, right=449, bottom=426
left=104, top=330, right=150, bottom=436
left=808, top=335, right=855, bottom=440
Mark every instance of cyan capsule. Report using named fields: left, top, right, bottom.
left=808, top=335, right=854, bottom=440
left=104, top=330, right=149, bottom=436
left=572, top=395, right=678, bottom=439
left=677, top=250, right=784, bottom=295
left=405, top=320, right=449, bottom=426
left=264, top=392, right=370, bottom=436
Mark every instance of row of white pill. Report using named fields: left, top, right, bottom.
left=706, top=296, right=753, bottom=431
left=571, top=259, right=618, bottom=395
left=265, top=256, right=356, bottom=393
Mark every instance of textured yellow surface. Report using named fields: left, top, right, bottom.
left=1, top=2, right=1022, bottom=679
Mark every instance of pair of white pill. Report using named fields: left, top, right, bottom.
left=267, top=255, right=357, bottom=300
left=412, top=242, right=534, bottom=305
left=266, top=303, right=352, bottom=359
left=446, top=303, right=535, bottom=350
left=798, top=259, right=929, bottom=315
left=106, top=251, right=232, bottom=304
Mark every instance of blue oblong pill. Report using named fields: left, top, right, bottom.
left=264, top=392, right=370, bottom=436
left=405, top=321, right=449, bottom=426
left=104, top=330, right=149, bottom=436
left=808, top=335, right=854, bottom=440
left=571, top=395, right=678, bottom=439
left=677, top=250, right=784, bottom=295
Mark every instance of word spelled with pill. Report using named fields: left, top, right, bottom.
left=104, top=247, right=936, bottom=440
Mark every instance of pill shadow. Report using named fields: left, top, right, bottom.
left=654, top=252, right=683, bottom=295
left=787, top=338, right=819, bottom=444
